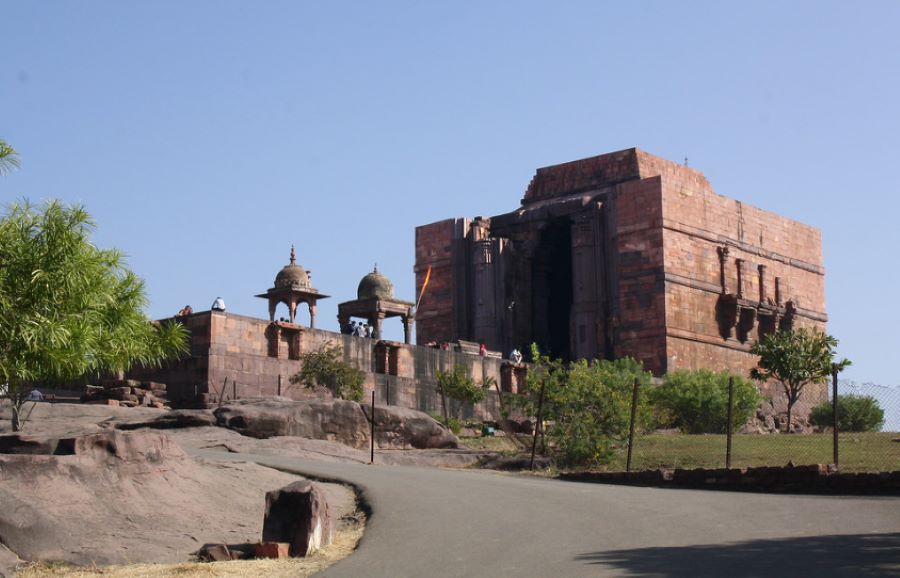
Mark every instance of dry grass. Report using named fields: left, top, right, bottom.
left=17, top=522, right=364, bottom=578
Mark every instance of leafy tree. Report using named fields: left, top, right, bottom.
left=0, top=200, right=188, bottom=430
left=651, top=369, right=762, bottom=434
left=0, top=139, right=20, bottom=176
left=750, top=328, right=850, bottom=433
left=436, top=364, right=486, bottom=425
left=510, top=345, right=653, bottom=467
left=809, top=394, right=885, bottom=432
left=290, top=342, right=364, bottom=402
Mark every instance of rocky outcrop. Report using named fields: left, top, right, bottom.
left=81, top=379, right=170, bottom=408
left=115, top=409, right=217, bottom=430
left=214, top=398, right=458, bottom=450
left=263, top=480, right=333, bottom=557
left=0, top=429, right=303, bottom=566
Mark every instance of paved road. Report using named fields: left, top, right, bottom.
left=192, top=449, right=900, bottom=577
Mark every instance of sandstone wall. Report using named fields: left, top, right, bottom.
left=130, top=311, right=504, bottom=420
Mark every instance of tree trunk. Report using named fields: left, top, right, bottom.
left=11, top=403, right=21, bottom=432
left=786, top=398, right=794, bottom=434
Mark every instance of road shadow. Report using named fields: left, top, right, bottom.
left=576, top=533, right=900, bottom=577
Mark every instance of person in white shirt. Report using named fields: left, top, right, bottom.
left=211, top=297, right=226, bottom=311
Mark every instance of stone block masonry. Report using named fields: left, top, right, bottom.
left=128, top=310, right=504, bottom=420
left=414, top=147, right=829, bottom=409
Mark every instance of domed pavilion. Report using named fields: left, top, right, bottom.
left=338, top=265, right=415, bottom=342
left=255, top=245, right=329, bottom=327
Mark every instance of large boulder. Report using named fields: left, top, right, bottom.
left=0, top=429, right=305, bottom=566
left=263, top=480, right=333, bottom=557
left=214, top=398, right=458, bottom=450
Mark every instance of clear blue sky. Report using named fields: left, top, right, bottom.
left=2, top=1, right=898, bottom=386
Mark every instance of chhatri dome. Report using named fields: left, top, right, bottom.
left=357, top=265, right=394, bottom=300
left=256, top=245, right=328, bottom=327
left=274, top=245, right=310, bottom=289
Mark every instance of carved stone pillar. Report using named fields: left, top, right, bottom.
left=373, top=312, right=386, bottom=340
left=402, top=316, right=412, bottom=344
left=758, top=265, right=767, bottom=303
left=337, top=312, right=350, bottom=334
left=308, top=302, right=317, bottom=329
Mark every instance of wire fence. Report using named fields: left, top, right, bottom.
left=619, top=378, right=900, bottom=474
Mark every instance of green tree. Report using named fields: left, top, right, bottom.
left=750, top=328, right=850, bottom=433
left=651, top=369, right=762, bottom=434
left=290, top=342, right=364, bottom=402
left=510, top=344, right=653, bottom=467
left=809, top=394, right=884, bottom=432
left=0, top=139, right=20, bottom=176
left=0, top=200, right=188, bottom=430
left=436, top=364, right=486, bottom=426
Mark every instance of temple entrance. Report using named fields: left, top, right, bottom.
left=531, top=219, right=573, bottom=360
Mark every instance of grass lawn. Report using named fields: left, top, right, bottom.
left=608, top=432, right=900, bottom=473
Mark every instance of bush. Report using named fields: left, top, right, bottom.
left=650, top=370, right=762, bottom=434
left=809, top=395, right=885, bottom=432
left=505, top=344, right=655, bottom=467
left=289, top=342, right=364, bottom=402
left=546, top=357, right=653, bottom=466
left=427, top=411, right=462, bottom=434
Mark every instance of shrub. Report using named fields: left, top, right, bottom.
left=809, top=395, right=885, bottom=432
left=437, top=365, right=486, bottom=406
left=289, top=342, right=365, bottom=402
left=507, top=344, right=654, bottom=467
left=427, top=410, right=462, bottom=434
left=545, top=357, right=653, bottom=466
left=650, top=370, right=762, bottom=434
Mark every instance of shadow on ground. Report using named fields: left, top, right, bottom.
left=576, top=533, right=900, bottom=577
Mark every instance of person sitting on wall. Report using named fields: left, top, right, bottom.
left=27, top=388, right=44, bottom=402
left=479, top=343, right=487, bottom=356
left=177, top=305, right=193, bottom=317
left=211, top=297, right=226, bottom=312
left=509, top=348, right=523, bottom=364
left=363, top=323, right=372, bottom=338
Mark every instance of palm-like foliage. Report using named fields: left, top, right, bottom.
left=0, top=139, right=21, bottom=175
left=0, top=200, right=188, bottom=430
left=750, top=328, right=850, bottom=433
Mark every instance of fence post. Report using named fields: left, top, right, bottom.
left=529, top=380, right=546, bottom=471
left=626, top=377, right=640, bottom=473
left=726, top=376, right=734, bottom=469
left=370, top=389, right=376, bottom=465
left=832, top=363, right=839, bottom=471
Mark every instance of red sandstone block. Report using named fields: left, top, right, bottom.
left=84, top=399, right=120, bottom=406
left=256, top=542, right=290, bottom=559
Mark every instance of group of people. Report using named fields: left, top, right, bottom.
left=176, top=298, right=225, bottom=317
left=344, top=320, right=375, bottom=338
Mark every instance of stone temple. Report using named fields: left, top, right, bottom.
left=131, top=147, right=828, bottom=415
left=414, top=147, right=827, bottom=377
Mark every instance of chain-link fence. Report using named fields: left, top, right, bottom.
left=619, top=379, right=900, bottom=474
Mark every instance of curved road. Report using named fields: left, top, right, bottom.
left=192, top=449, right=900, bottom=577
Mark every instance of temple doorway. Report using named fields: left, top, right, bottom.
left=531, top=219, right=573, bottom=360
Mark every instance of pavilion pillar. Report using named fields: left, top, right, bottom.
left=309, top=302, right=317, bottom=329
left=373, top=312, right=386, bottom=340
left=402, top=316, right=412, bottom=344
